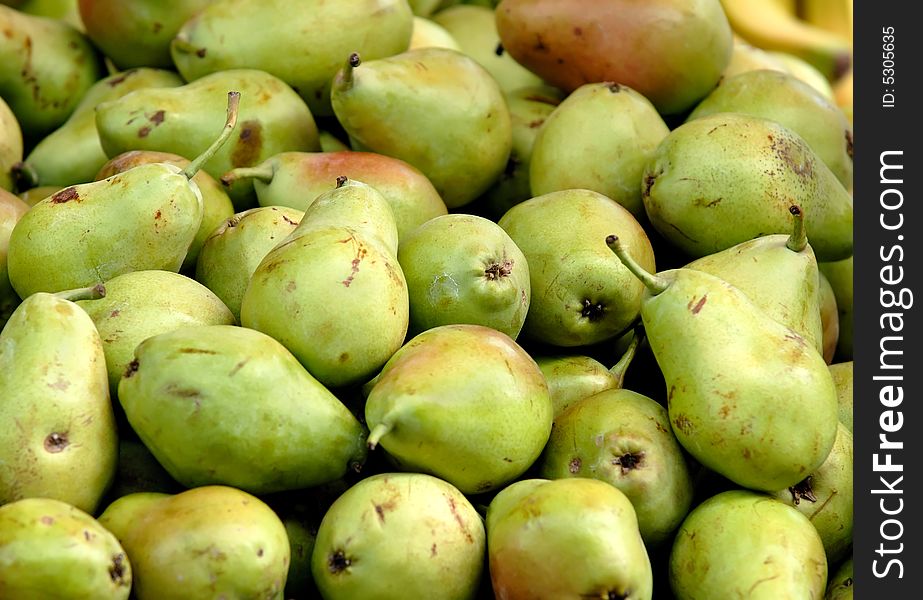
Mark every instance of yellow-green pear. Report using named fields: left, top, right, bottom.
left=819, top=269, right=840, bottom=363
left=0, top=95, right=22, bottom=191
left=819, top=256, right=853, bottom=360
left=0, top=188, right=28, bottom=327
left=410, top=16, right=461, bottom=51
left=826, top=557, right=854, bottom=599
left=829, top=361, right=853, bottom=433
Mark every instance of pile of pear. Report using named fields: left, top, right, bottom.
left=0, top=1, right=854, bottom=599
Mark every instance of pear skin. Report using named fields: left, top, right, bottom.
left=410, top=16, right=461, bottom=51
left=829, top=361, right=853, bottom=434
left=0, top=96, right=22, bottom=192
left=819, top=256, right=853, bottom=360
left=105, top=439, right=182, bottom=501
left=819, top=269, right=840, bottom=364
left=0, top=188, right=28, bottom=327
left=826, top=558, right=854, bottom=599
left=17, top=185, right=61, bottom=206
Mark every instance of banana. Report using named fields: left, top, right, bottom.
left=800, top=0, right=853, bottom=43
left=720, top=0, right=852, bottom=79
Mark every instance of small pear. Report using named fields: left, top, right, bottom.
left=530, top=82, right=670, bottom=218
left=487, top=478, right=653, bottom=599
left=365, top=324, right=552, bottom=494
left=0, top=188, right=28, bottom=327
left=829, top=361, right=853, bottom=433
left=0, top=95, right=22, bottom=191
left=539, top=388, right=695, bottom=546
left=669, top=490, right=827, bottom=599
left=220, top=150, right=447, bottom=240
left=826, top=557, right=854, bottom=599
left=498, top=189, right=656, bottom=347
left=241, top=178, right=409, bottom=388
left=0, top=498, right=131, bottom=599
left=398, top=214, right=531, bottom=338
left=195, top=206, right=303, bottom=321
left=608, top=235, right=838, bottom=491
left=75, top=270, right=236, bottom=399
left=118, top=325, right=368, bottom=494
left=98, top=486, right=290, bottom=600
left=311, top=473, right=485, bottom=600
left=819, top=256, right=853, bottom=360
left=0, top=285, right=117, bottom=514
left=819, top=269, right=840, bottom=363
left=8, top=92, right=240, bottom=297
left=410, top=16, right=461, bottom=51
left=331, top=48, right=512, bottom=208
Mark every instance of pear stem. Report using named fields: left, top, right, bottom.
left=367, top=422, right=391, bottom=450
left=605, top=235, right=668, bottom=295
left=340, top=53, right=361, bottom=91
left=609, top=327, right=643, bottom=388
left=786, top=204, right=808, bottom=252
left=54, top=284, right=106, bottom=302
left=182, top=91, right=241, bottom=180
left=219, top=163, right=274, bottom=188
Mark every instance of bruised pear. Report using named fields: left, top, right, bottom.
left=311, top=473, right=484, bottom=600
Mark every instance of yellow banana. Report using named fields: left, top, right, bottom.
left=720, top=0, right=852, bottom=79
left=800, top=0, right=853, bottom=43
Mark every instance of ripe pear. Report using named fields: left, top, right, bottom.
left=15, top=69, right=184, bottom=188
left=14, top=0, right=84, bottom=31
left=671, top=490, right=827, bottom=598
left=172, top=0, right=413, bottom=116
left=722, top=37, right=789, bottom=80
left=75, top=270, right=236, bottom=398
left=688, top=69, right=853, bottom=187
left=96, top=150, right=235, bottom=270
left=771, top=423, right=853, bottom=565
left=7, top=92, right=240, bottom=297
left=78, top=0, right=212, bottom=69
left=220, top=150, right=447, bottom=240
left=409, top=16, right=461, bottom=51
left=685, top=205, right=824, bottom=354
left=498, top=189, right=655, bottom=347
left=118, top=325, right=368, bottom=494
left=365, top=324, right=552, bottom=494
left=241, top=178, right=409, bottom=388
left=95, top=69, right=319, bottom=207
left=487, top=478, right=653, bottom=599
left=432, top=5, right=541, bottom=92
left=98, top=486, right=290, bottom=600
left=819, top=269, right=840, bottom=363
left=0, top=498, right=131, bottom=599
left=331, top=48, right=512, bottom=208
left=530, top=82, right=669, bottom=218
left=0, top=6, right=104, bottom=137
left=829, top=361, right=853, bottom=434
left=0, top=285, right=117, bottom=514
left=609, top=236, right=838, bottom=491
left=772, top=51, right=838, bottom=101
left=318, top=130, right=350, bottom=153
left=17, top=185, right=60, bottom=206
left=0, top=188, right=28, bottom=327
left=540, top=388, right=695, bottom=546
left=826, top=558, right=854, bottom=599
left=495, top=0, right=733, bottom=115
left=0, top=95, right=22, bottom=191
left=819, top=256, right=853, bottom=360
left=312, top=473, right=485, bottom=600
left=398, top=214, right=531, bottom=338
left=195, top=206, right=303, bottom=320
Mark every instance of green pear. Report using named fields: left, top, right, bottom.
left=432, top=5, right=541, bottom=92
left=410, top=16, right=461, bottom=51
left=195, top=206, right=303, bottom=321
left=15, top=0, right=84, bottom=31
left=819, top=269, right=840, bottom=363
left=75, top=270, right=236, bottom=398
left=826, top=557, right=854, bottom=599
left=271, top=499, right=324, bottom=600
left=608, top=236, right=838, bottom=491
left=487, top=478, right=653, bottom=599
left=670, top=490, right=827, bottom=599
left=98, top=486, right=290, bottom=600
left=17, top=185, right=61, bottom=206
left=688, top=69, right=853, bottom=187
left=15, top=69, right=184, bottom=188
left=331, top=48, right=512, bottom=208
left=118, top=325, right=368, bottom=494
left=0, top=6, right=104, bottom=137
left=365, top=324, right=552, bottom=494
left=498, top=189, right=656, bottom=347
left=535, top=328, right=640, bottom=418
left=241, top=178, right=409, bottom=388
left=104, top=438, right=182, bottom=501
left=772, top=51, right=837, bottom=102
left=540, top=388, right=694, bottom=546
left=0, top=498, right=131, bottom=599
left=829, top=361, right=853, bottom=433
left=0, top=95, right=22, bottom=191
left=318, top=130, right=351, bottom=153
left=0, top=285, right=117, bottom=514
left=312, top=473, right=485, bottom=600
left=530, top=82, right=670, bottom=218
left=410, top=0, right=460, bottom=16
left=220, top=151, right=447, bottom=240
left=478, top=84, right=563, bottom=219
left=398, top=214, right=530, bottom=338
left=819, top=256, right=853, bottom=360
left=685, top=204, right=824, bottom=354
left=172, top=0, right=413, bottom=116
left=771, top=423, right=853, bottom=565
left=7, top=92, right=239, bottom=297
left=722, top=38, right=789, bottom=80
left=0, top=188, right=28, bottom=327
left=642, top=113, right=853, bottom=261
left=78, top=0, right=212, bottom=69
left=95, top=69, right=319, bottom=207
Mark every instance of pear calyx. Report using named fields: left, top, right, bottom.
left=182, top=91, right=241, bottom=180
left=606, top=235, right=668, bottom=295
left=786, top=204, right=808, bottom=252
